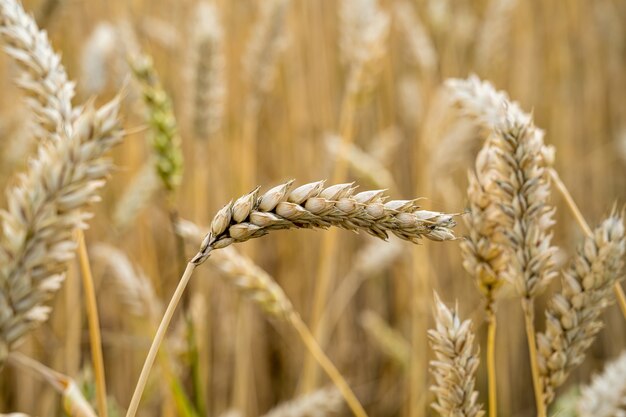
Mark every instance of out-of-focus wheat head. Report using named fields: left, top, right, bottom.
left=537, top=213, right=626, bottom=405
left=460, top=144, right=509, bottom=310
left=0, top=0, right=75, bottom=138
left=260, top=387, right=344, bottom=417
left=577, top=350, right=626, bottom=417
left=339, top=0, right=390, bottom=95
left=428, top=294, right=484, bottom=417
left=191, top=1, right=225, bottom=140
left=130, top=54, right=183, bottom=194
left=243, top=0, right=290, bottom=107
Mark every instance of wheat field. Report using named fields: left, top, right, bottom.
left=0, top=0, right=625, bottom=416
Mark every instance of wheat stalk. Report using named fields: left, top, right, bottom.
left=537, top=212, right=626, bottom=406
left=577, top=350, right=626, bottom=417
left=0, top=98, right=122, bottom=364
left=0, top=0, right=75, bottom=138
left=191, top=180, right=457, bottom=264
left=428, top=294, right=484, bottom=417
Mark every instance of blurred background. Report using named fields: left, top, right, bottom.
left=1, top=0, right=625, bottom=416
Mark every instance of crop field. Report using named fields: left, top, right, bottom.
left=0, top=1, right=625, bottom=416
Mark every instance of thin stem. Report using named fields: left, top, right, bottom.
left=300, top=65, right=361, bottom=392
left=522, top=298, right=546, bottom=417
left=76, top=230, right=108, bottom=417
left=486, top=311, right=497, bottom=417
left=289, top=312, right=368, bottom=417
left=548, top=168, right=626, bottom=320
left=126, top=262, right=197, bottom=417
left=548, top=169, right=592, bottom=236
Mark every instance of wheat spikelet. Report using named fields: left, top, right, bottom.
left=428, top=294, right=484, bottom=417
left=191, top=180, right=457, bottom=265
left=447, top=75, right=557, bottom=299
left=130, top=54, right=183, bottom=193
left=0, top=0, right=75, bottom=138
left=537, top=213, right=626, bottom=405
left=191, top=2, right=225, bottom=140
left=577, top=350, right=626, bottom=417
left=260, top=387, right=344, bottom=417
left=0, top=98, right=123, bottom=362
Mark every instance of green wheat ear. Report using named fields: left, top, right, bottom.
left=130, top=54, right=184, bottom=194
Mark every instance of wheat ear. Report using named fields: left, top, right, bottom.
left=428, top=294, right=484, bottom=417
left=0, top=0, right=75, bottom=138
left=576, top=350, right=626, bottom=417
left=537, top=212, right=626, bottom=406
left=448, top=75, right=558, bottom=417
left=0, top=98, right=122, bottom=365
left=191, top=1, right=225, bottom=140
left=128, top=182, right=456, bottom=417
left=192, top=180, right=457, bottom=264
left=461, top=145, right=509, bottom=417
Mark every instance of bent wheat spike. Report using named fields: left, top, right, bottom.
left=537, top=213, right=626, bottom=406
left=0, top=98, right=123, bottom=363
left=192, top=180, right=457, bottom=265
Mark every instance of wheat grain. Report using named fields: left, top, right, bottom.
left=0, top=98, right=122, bottom=363
left=191, top=180, right=457, bottom=265
left=0, top=0, right=75, bottom=138
left=537, top=213, right=626, bottom=405
left=428, top=294, right=484, bottom=417
left=577, top=350, right=626, bottom=417
left=261, top=387, right=344, bottom=417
